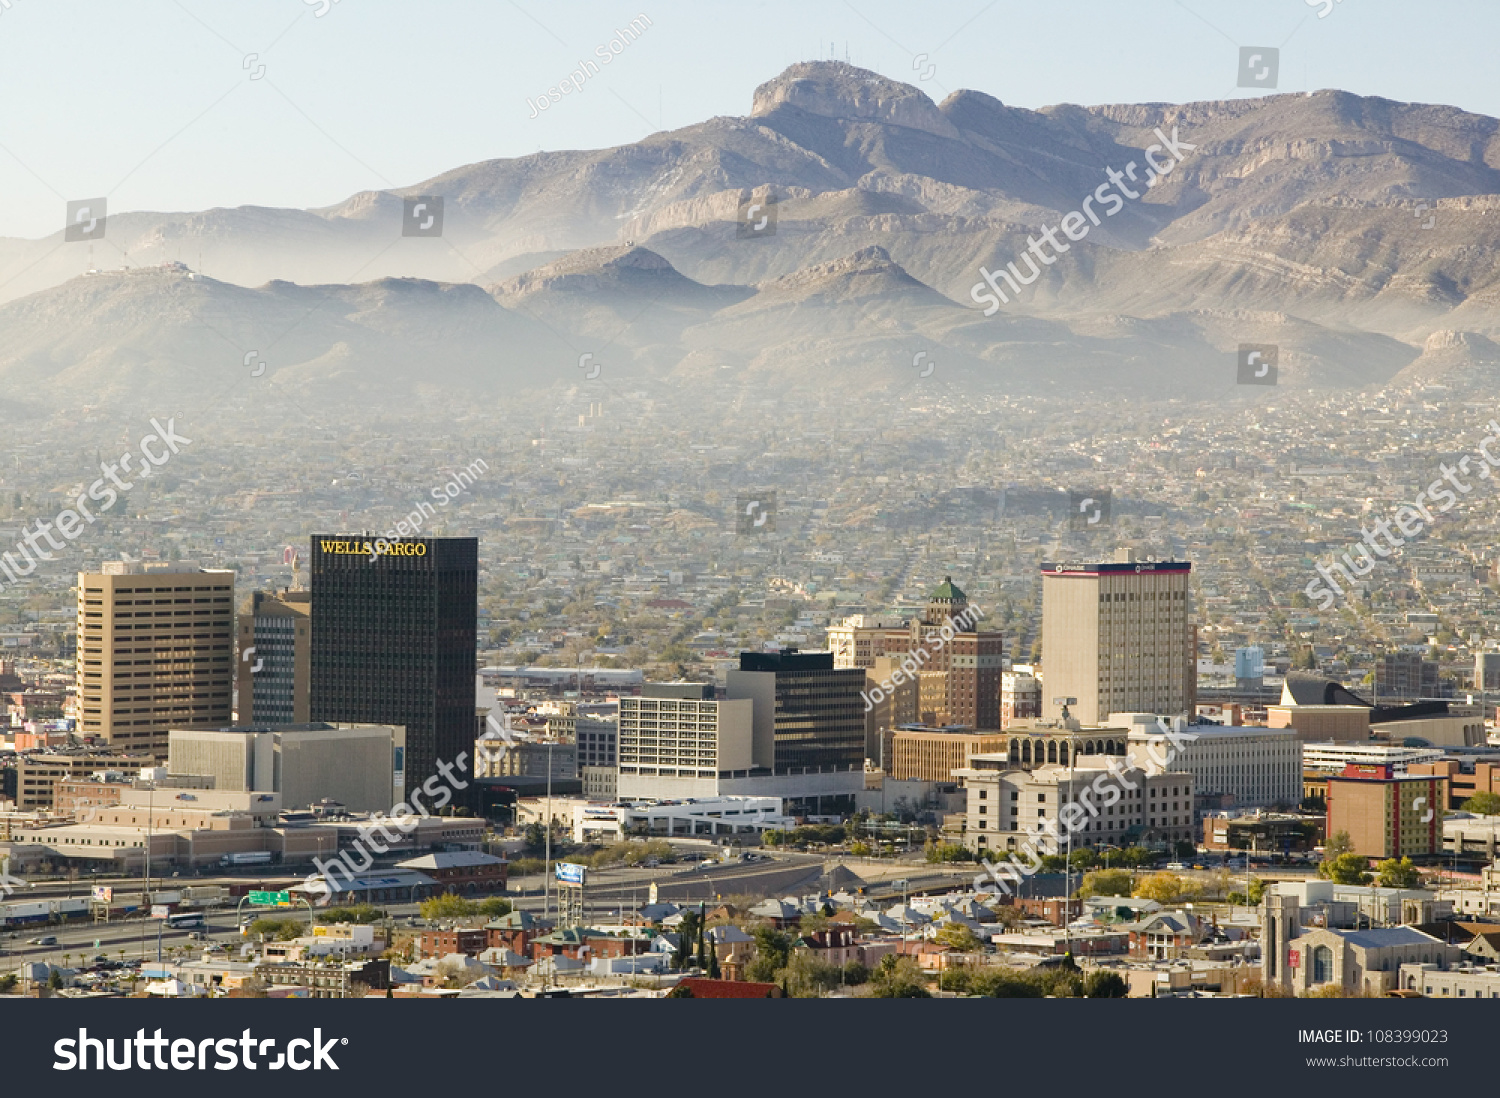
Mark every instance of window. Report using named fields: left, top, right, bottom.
left=1311, top=945, right=1334, bottom=985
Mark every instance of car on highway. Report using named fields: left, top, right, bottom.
left=1165, top=862, right=1187, bottom=871
left=27, top=935, right=57, bottom=946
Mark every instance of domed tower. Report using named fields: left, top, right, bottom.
left=925, top=576, right=968, bottom=627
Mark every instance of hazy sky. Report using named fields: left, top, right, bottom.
left=0, top=0, right=1493, bottom=238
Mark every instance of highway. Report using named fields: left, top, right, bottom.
left=2, top=850, right=987, bottom=971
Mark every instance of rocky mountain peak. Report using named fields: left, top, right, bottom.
left=751, top=61, right=959, bottom=140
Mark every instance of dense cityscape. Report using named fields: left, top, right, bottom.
left=3, top=5, right=1500, bottom=1090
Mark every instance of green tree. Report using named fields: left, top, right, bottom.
left=1174, top=840, right=1197, bottom=861
left=419, top=893, right=479, bottom=920
left=1461, top=792, right=1500, bottom=816
left=969, top=969, right=1044, bottom=997
left=48, top=968, right=64, bottom=990
left=1068, top=848, right=1099, bottom=871
left=1323, top=830, right=1355, bottom=861
left=1078, top=869, right=1133, bottom=899
left=674, top=911, right=702, bottom=970
left=1083, top=970, right=1129, bottom=998
left=935, top=923, right=983, bottom=952
left=249, top=917, right=303, bottom=941
left=1320, top=853, right=1373, bottom=886
left=477, top=898, right=513, bottom=918
left=321, top=904, right=386, bottom=924
left=1376, top=856, right=1421, bottom=889
left=871, top=955, right=931, bottom=998
left=842, top=960, right=869, bottom=986
left=781, top=951, right=840, bottom=997
left=745, top=927, right=791, bottom=982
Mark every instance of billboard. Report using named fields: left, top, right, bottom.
left=91, top=886, right=113, bottom=903
left=555, top=862, right=587, bottom=886
left=150, top=905, right=170, bottom=919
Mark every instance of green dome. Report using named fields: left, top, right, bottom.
left=930, top=575, right=966, bottom=601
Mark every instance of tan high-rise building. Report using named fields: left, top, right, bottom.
left=237, top=589, right=311, bottom=724
left=1040, top=549, right=1192, bottom=726
left=76, top=562, right=235, bottom=759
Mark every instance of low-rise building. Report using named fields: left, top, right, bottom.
left=395, top=850, right=507, bottom=893
left=955, top=753, right=1195, bottom=854
left=570, top=796, right=791, bottom=842
left=1398, top=962, right=1500, bottom=998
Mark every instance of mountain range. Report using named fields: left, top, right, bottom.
left=4, top=59, right=1500, bottom=412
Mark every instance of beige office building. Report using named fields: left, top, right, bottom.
left=889, top=728, right=1009, bottom=782
left=77, top=562, right=236, bottom=758
left=168, top=723, right=401, bottom=814
left=1041, top=550, right=1192, bottom=726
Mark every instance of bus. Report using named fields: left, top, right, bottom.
left=165, top=911, right=205, bottom=930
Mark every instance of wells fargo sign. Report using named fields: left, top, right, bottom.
left=318, top=539, right=428, bottom=557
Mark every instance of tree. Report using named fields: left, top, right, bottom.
left=1078, top=869, right=1133, bottom=899
left=1083, top=970, right=1129, bottom=998
left=1461, top=792, right=1500, bottom=816
left=1068, top=848, right=1098, bottom=871
left=935, top=923, right=983, bottom=952
left=1323, top=830, right=1355, bottom=862
left=745, top=927, right=791, bottom=982
left=0, top=973, right=17, bottom=994
left=1320, top=853, right=1373, bottom=886
left=321, top=904, right=386, bottom=924
left=419, top=893, right=479, bottom=920
left=781, top=952, right=840, bottom=997
left=870, top=955, right=931, bottom=998
left=842, top=960, right=869, bottom=986
left=48, top=968, right=64, bottom=990
left=1174, top=840, right=1197, bottom=861
left=1248, top=877, right=1266, bottom=904
left=249, top=917, right=303, bottom=941
left=674, top=911, right=702, bottom=970
left=969, top=969, right=1044, bottom=997
left=1133, top=872, right=1191, bottom=903
left=1376, top=856, right=1421, bottom=889
left=665, top=981, right=694, bottom=998
left=477, top=898, right=513, bottom=918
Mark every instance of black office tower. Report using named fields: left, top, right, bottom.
left=726, top=648, right=865, bottom=815
left=309, top=535, right=477, bottom=801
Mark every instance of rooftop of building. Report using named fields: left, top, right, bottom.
left=929, top=576, right=966, bottom=601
